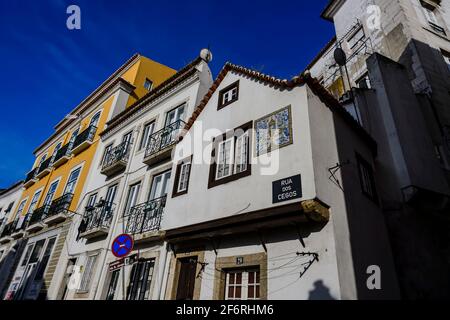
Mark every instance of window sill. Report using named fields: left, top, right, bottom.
left=208, top=169, right=252, bottom=189
left=423, top=26, right=449, bottom=42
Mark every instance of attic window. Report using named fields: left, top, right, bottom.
left=421, top=1, right=446, bottom=36
left=144, top=78, right=153, bottom=91
left=442, top=49, right=450, bottom=72
left=218, top=80, right=239, bottom=110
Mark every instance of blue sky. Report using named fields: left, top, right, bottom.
left=0, top=0, right=334, bottom=187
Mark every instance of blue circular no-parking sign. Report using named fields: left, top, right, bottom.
left=111, top=234, right=134, bottom=258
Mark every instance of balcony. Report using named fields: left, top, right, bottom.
left=0, top=223, right=14, bottom=244
left=143, top=120, right=185, bottom=166
left=43, top=193, right=74, bottom=225
left=71, top=125, right=97, bottom=156
left=26, top=206, right=48, bottom=232
left=53, top=143, right=72, bottom=168
left=35, top=158, right=52, bottom=179
left=125, top=196, right=166, bottom=242
left=23, top=168, right=38, bottom=188
left=11, top=218, right=27, bottom=239
left=79, top=202, right=116, bottom=239
left=101, top=141, right=130, bottom=177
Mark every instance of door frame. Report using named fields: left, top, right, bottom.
left=166, top=249, right=204, bottom=300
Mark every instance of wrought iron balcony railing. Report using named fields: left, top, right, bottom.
left=144, top=120, right=185, bottom=159
left=0, top=222, right=14, bottom=238
left=28, top=205, right=50, bottom=226
left=82, top=202, right=116, bottom=233
left=24, top=168, right=38, bottom=183
left=53, top=143, right=72, bottom=163
left=102, top=141, right=131, bottom=171
left=36, top=158, right=52, bottom=177
left=46, top=193, right=74, bottom=219
left=72, top=125, right=97, bottom=150
left=125, top=196, right=166, bottom=234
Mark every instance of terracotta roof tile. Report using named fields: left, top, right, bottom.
left=179, top=62, right=377, bottom=154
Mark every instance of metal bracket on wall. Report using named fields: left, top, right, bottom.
left=328, top=160, right=351, bottom=191
left=257, top=230, right=268, bottom=252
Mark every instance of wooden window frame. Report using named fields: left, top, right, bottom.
left=218, top=80, right=240, bottom=110
left=172, top=155, right=193, bottom=198
left=208, top=121, right=252, bottom=189
left=144, top=78, right=153, bottom=91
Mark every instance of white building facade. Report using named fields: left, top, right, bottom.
left=53, top=54, right=213, bottom=300
left=0, top=181, right=25, bottom=298
left=160, top=63, right=399, bottom=300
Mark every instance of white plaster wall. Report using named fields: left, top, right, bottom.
left=163, top=72, right=316, bottom=230
left=55, top=62, right=213, bottom=300
left=0, top=184, right=24, bottom=224
left=196, top=229, right=342, bottom=300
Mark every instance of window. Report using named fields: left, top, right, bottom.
left=79, top=254, right=98, bottom=292
left=218, top=80, right=239, bottom=109
left=216, top=138, right=234, bottom=180
left=89, top=111, right=101, bottom=128
left=37, top=154, right=47, bottom=168
left=356, top=73, right=371, bottom=89
left=144, top=78, right=153, bottom=91
left=64, top=167, right=81, bottom=195
left=43, top=181, right=59, bottom=208
left=102, top=144, right=113, bottom=165
left=140, top=122, right=156, bottom=150
left=27, top=191, right=42, bottom=215
left=347, top=26, right=365, bottom=50
left=235, top=132, right=249, bottom=174
left=421, top=1, right=446, bottom=35
left=173, top=156, right=192, bottom=197
left=149, top=170, right=171, bottom=200
left=69, top=128, right=80, bottom=147
left=255, top=106, right=293, bottom=157
left=122, top=131, right=133, bottom=145
left=165, top=103, right=186, bottom=126
left=51, top=142, right=62, bottom=161
left=86, top=194, right=97, bottom=210
left=209, top=122, right=252, bottom=188
left=34, top=237, right=56, bottom=280
left=356, top=153, right=378, bottom=202
left=15, top=199, right=27, bottom=228
left=225, top=268, right=260, bottom=300
left=4, top=202, right=14, bottom=215
left=21, top=244, right=34, bottom=267
left=28, top=239, right=46, bottom=264
left=126, top=258, right=155, bottom=300
left=106, top=270, right=120, bottom=300
left=441, top=50, right=450, bottom=72
left=124, top=183, right=141, bottom=215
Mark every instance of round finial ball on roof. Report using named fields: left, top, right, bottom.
left=200, top=48, right=213, bottom=62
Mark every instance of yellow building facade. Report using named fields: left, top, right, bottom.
left=2, top=54, right=175, bottom=300
left=14, top=55, right=175, bottom=226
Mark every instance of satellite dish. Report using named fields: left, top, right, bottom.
left=334, top=47, right=347, bottom=66
left=200, top=48, right=213, bottom=62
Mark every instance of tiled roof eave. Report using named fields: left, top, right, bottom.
left=180, top=62, right=377, bottom=156
left=100, top=57, right=204, bottom=136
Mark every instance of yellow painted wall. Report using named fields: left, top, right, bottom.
left=15, top=94, right=116, bottom=219
left=125, top=56, right=176, bottom=107
left=12, top=54, right=176, bottom=221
